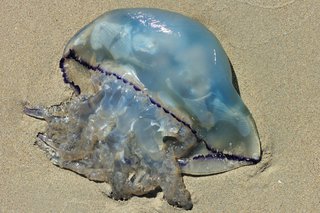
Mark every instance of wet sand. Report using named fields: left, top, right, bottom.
left=1, top=1, right=319, bottom=212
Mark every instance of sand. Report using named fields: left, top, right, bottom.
left=1, top=0, right=319, bottom=212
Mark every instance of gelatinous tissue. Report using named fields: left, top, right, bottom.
left=24, top=8, right=261, bottom=209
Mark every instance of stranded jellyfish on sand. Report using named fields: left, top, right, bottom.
left=24, top=8, right=261, bottom=209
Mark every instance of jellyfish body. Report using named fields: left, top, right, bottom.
left=25, top=8, right=261, bottom=209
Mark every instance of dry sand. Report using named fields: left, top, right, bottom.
left=1, top=0, right=319, bottom=212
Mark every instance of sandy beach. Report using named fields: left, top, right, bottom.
left=1, top=0, right=319, bottom=212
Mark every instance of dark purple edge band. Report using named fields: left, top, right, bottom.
left=60, top=49, right=261, bottom=165
left=178, top=151, right=260, bottom=167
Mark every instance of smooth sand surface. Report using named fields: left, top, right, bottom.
left=1, top=1, right=319, bottom=212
